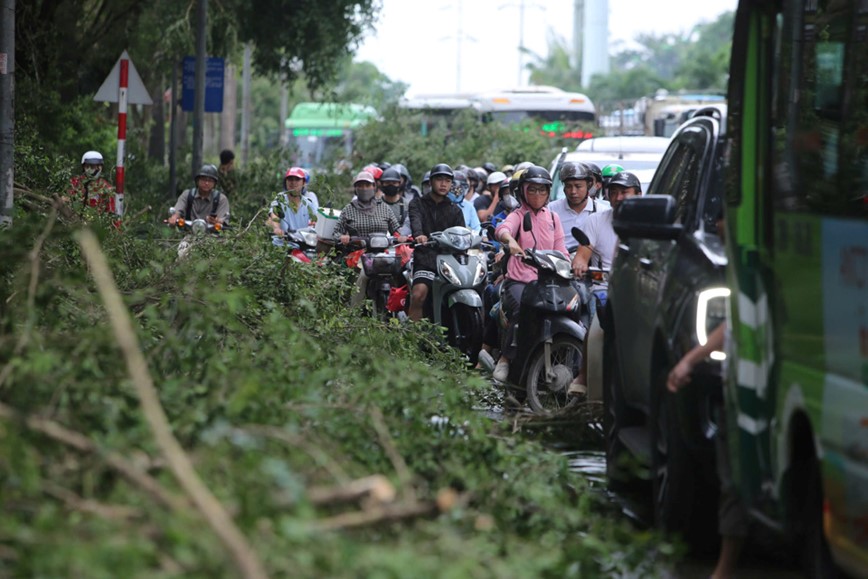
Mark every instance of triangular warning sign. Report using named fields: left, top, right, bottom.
left=94, top=50, right=154, bottom=105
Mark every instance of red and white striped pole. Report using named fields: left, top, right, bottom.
left=114, top=57, right=128, bottom=216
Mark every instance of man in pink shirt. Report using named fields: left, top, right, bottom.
left=493, top=165, right=568, bottom=382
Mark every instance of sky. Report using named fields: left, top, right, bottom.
left=355, top=0, right=738, bottom=97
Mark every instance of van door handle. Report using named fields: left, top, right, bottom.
left=639, top=258, right=653, bottom=270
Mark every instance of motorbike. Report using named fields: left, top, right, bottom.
left=165, top=211, right=227, bottom=259
left=337, top=233, right=412, bottom=320
left=416, top=226, right=488, bottom=364
left=273, top=227, right=319, bottom=264
left=570, top=227, right=609, bottom=404
left=499, top=215, right=592, bottom=413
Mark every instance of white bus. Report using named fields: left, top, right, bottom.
left=473, top=86, right=597, bottom=140
left=398, top=86, right=598, bottom=141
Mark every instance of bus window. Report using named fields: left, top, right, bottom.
left=284, top=102, right=377, bottom=170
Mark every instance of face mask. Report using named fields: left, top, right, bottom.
left=355, top=188, right=375, bottom=203
left=382, top=185, right=401, bottom=197
left=448, top=191, right=464, bottom=204
left=589, top=184, right=601, bottom=198
left=502, top=194, right=519, bottom=211
left=84, top=166, right=101, bottom=178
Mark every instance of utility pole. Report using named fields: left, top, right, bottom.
left=0, top=0, right=14, bottom=227
left=192, top=0, right=207, bottom=177
left=241, top=44, right=251, bottom=165
left=500, top=0, right=544, bottom=87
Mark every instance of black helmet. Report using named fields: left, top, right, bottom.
left=421, top=170, right=431, bottom=185
left=196, top=164, right=219, bottom=181
left=380, top=167, right=402, bottom=183
left=452, top=170, right=469, bottom=194
left=607, top=171, right=642, bottom=193
left=517, top=165, right=552, bottom=204
left=559, top=162, right=592, bottom=183
left=377, top=162, right=392, bottom=170
left=429, top=163, right=454, bottom=180
left=391, top=163, right=412, bottom=184
left=585, top=162, right=602, bottom=183
left=520, top=165, right=552, bottom=186
left=482, top=161, right=497, bottom=175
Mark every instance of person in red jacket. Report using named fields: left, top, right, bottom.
left=67, top=150, right=116, bottom=214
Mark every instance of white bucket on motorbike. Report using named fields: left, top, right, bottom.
left=315, top=207, right=341, bottom=241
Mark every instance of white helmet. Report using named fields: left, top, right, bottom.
left=486, top=171, right=507, bottom=186
left=81, top=151, right=104, bottom=165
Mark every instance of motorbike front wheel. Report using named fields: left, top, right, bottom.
left=446, top=303, right=484, bottom=365
left=526, top=336, right=583, bottom=414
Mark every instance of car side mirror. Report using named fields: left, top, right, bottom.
left=613, top=195, right=684, bottom=241
left=522, top=211, right=533, bottom=232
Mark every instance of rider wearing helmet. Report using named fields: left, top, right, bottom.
left=379, top=167, right=412, bottom=236
left=600, top=163, right=625, bottom=201
left=420, top=171, right=432, bottom=196
left=492, top=165, right=569, bottom=382
left=334, top=170, right=403, bottom=245
left=168, top=164, right=231, bottom=226
left=571, top=170, right=641, bottom=277
left=407, top=163, right=466, bottom=322
left=67, top=150, right=117, bottom=214
left=549, top=162, right=610, bottom=252
left=334, top=171, right=405, bottom=308
left=390, top=163, right=419, bottom=203
left=268, top=166, right=319, bottom=236
left=448, top=170, right=482, bottom=234
left=363, top=164, right=384, bottom=194
left=584, top=162, right=603, bottom=199
left=475, top=171, right=507, bottom=223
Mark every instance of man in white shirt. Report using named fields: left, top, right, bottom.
left=549, top=162, right=611, bottom=252
left=572, top=171, right=641, bottom=274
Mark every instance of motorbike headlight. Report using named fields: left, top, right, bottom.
left=191, top=219, right=207, bottom=235
left=439, top=261, right=460, bottom=285
left=552, top=255, right=573, bottom=279
left=302, top=231, right=318, bottom=247
left=472, top=261, right=486, bottom=286
left=369, top=235, right=390, bottom=250
left=446, top=230, right=472, bottom=251
left=696, top=287, right=730, bottom=361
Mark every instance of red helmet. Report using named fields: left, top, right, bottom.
left=285, top=167, right=306, bottom=180
left=363, top=165, right=383, bottom=180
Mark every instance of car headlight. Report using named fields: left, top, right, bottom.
left=696, top=287, right=730, bottom=361
left=439, top=261, right=460, bottom=285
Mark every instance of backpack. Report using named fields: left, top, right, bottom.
left=184, top=189, right=221, bottom=221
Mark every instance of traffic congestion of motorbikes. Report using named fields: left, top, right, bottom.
left=161, top=157, right=629, bottom=416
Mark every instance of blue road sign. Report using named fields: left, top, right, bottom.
left=181, top=56, right=224, bottom=113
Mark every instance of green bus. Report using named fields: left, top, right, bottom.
left=284, top=102, right=377, bottom=170
left=726, top=0, right=868, bottom=575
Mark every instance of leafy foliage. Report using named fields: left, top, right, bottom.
left=353, top=108, right=559, bottom=183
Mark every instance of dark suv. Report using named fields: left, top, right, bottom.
left=604, top=110, right=728, bottom=550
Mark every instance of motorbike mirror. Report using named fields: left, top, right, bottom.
left=571, top=227, right=590, bottom=246
left=522, top=211, right=533, bottom=233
